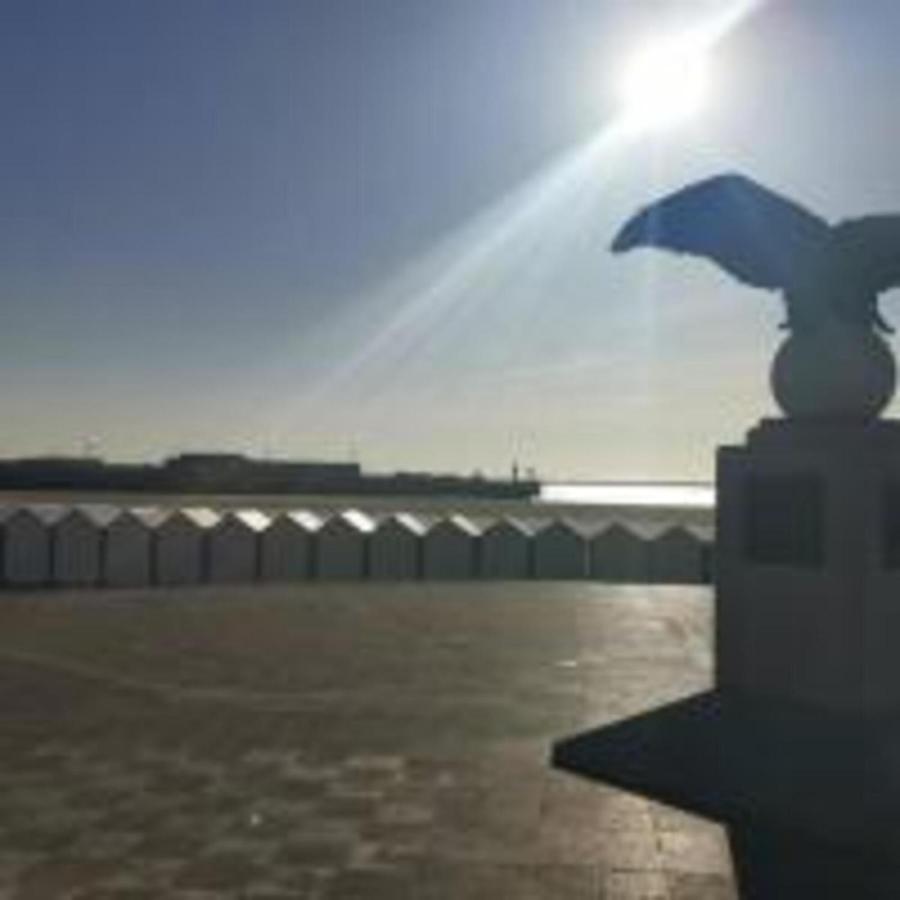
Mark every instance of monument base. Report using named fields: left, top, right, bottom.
left=728, top=824, right=900, bottom=900
left=552, top=691, right=900, bottom=899
left=716, top=418, right=900, bottom=714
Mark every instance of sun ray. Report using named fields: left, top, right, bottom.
left=255, top=0, right=768, bottom=451
left=617, top=0, right=764, bottom=134
left=264, top=123, right=633, bottom=436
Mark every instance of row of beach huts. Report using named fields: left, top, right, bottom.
left=0, top=504, right=714, bottom=588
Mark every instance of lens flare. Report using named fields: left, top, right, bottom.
left=619, top=35, right=712, bottom=131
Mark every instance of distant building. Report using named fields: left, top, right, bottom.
left=161, top=453, right=362, bottom=493
left=0, top=457, right=158, bottom=491
left=0, top=452, right=537, bottom=499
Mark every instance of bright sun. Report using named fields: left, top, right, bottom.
left=619, top=35, right=712, bottom=131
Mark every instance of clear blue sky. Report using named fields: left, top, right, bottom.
left=2, top=0, right=900, bottom=479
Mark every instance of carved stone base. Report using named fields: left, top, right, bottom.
left=770, top=326, right=895, bottom=420
left=552, top=691, right=900, bottom=900
left=717, top=419, right=900, bottom=714
left=729, top=825, right=900, bottom=900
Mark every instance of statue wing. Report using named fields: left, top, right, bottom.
left=830, top=216, right=900, bottom=295
left=611, top=174, right=830, bottom=291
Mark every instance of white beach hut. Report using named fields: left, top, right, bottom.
left=104, top=507, right=155, bottom=587
left=648, top=524, right=709, bottom=584
left=259, top=510, right=320, bottom=582
left=480, top=518, right=533, bottom=579
left=533, top=519, right=587, bottom=580
left=0, top=506, right=58, bottom=586
left=695, top=523, right=715, bottom=583
left=422, top=515, right=479, bottom=580
left=208, top=509, right=270, bottom=584
left=589, top=522, right=653, bottom=583
left=369, top=513, right=424, bottom=581
left=153, top=507, right=220, bottom=586
left=52, top=505, right=115, bottom=587
left=316, top=509, right=374, bottom=580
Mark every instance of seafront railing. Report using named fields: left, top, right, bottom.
left=0, top=504, right=714, bottom=588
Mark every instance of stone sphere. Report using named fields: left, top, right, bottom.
left=770, top=325, right=896, bottom=420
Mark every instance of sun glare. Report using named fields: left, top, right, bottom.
left=618, top=35, right=712, bottom=131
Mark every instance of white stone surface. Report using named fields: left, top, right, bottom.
left=0, top=507, right=54, bottom=586
left=648, top=525, right=707, bottom=584
left=422, top=515, right=479, bottom=580
left=0, top=503, right=713, bottom=590
left=480, top=518, right=532, bottom=579
left=154, top=507, right=220, bottom=586
left=370, top=513, right=424, bottom=580
left=533, top=520, right=587, bottom=580
left=208, top=510, right=270, bottom=584
left=260, top=511, right=320, bottom=582
left=317, top=509, right=374, bottom=580
left=52, top=508, right=106, bottom=587
left=104, top=509, right=153, bottom=587
left=589, top=523, right=652, bottom=583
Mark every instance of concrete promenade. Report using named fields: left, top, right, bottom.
left=0, top=583, right=735, bottom=899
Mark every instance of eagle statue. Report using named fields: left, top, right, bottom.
left=611, top=173, right=900, bottom=335
left=611, top=174, right=900, bottom=419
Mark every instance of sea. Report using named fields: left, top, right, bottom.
left=539, top=482, right=715, bottom=509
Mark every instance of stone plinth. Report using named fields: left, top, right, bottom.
left=553, top=417, right=900, bottom=899
left=716, top=418, right=900, bottom=714
left=552, top=690, right=900, bottom=899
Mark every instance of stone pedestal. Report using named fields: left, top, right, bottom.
left=717, top=418, right=900, bottom=713
left=727, top=825, right=900, bottom=900
left=553, top=418, right=900, bottom=899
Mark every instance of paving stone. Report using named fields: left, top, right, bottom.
left=358, top=818, right=431, bottom=853
left=344, top=754, right=405, bottom=775
left=172, top=850, right=264, bottom=891
left=428, top=824, right=535, bottom=865
left=490, top=863, right=600, bottom=899
left=74, top=888, right=167, bottom=900
left=667, top=872, right=740, bottom=900
left=416, top=862, right=511, bottom=900
left=131, top=828, right=207, bottom=860
left=2, top=825, right=81, bottom=855
left=267, top=864, right=328, bottom=896
left=377, top=800, right=435, bottom=827
left=535, top=819, right=660, bottom=868
left=14, top=857, right=121, bottom=899
left=323, top=865, right=416, bottom=899
left=649, top=803, right=722, bottom=835
left=243, top=892, right=315, bottom=900
left=368, top=834, right=430, bottom=866
left=274, top=837, right=356, bottom=868
left=65, top=829, right=143, bottom=862
left=0, top=583, right=731, bottom=899
left=318, top=792, right=381, bottom=821
left=658, top=829, right=733, bottom=876
left=605, top=869, right=669, bottom=899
